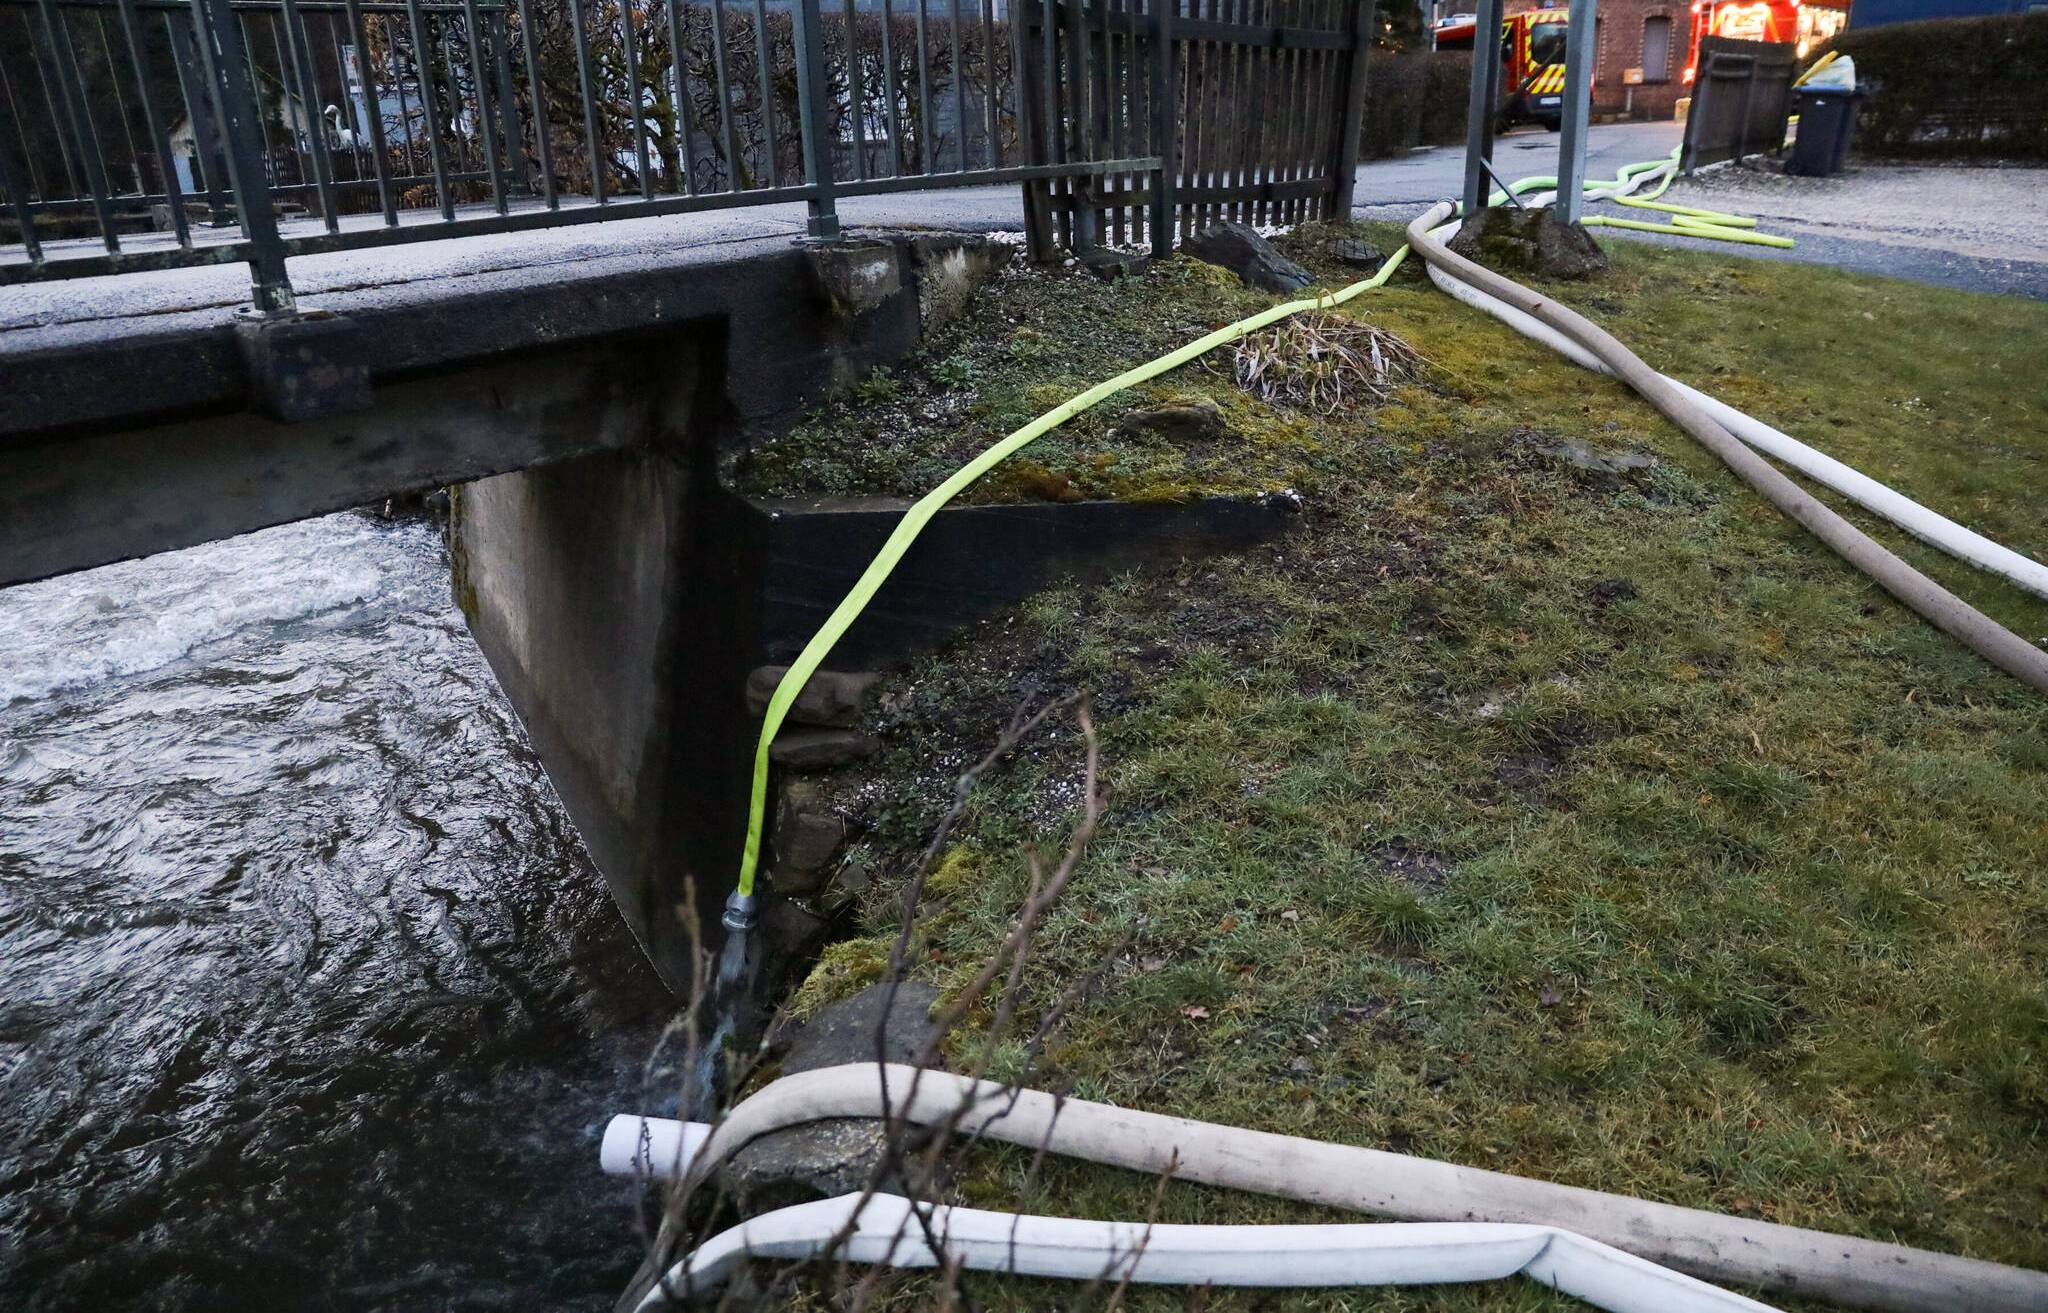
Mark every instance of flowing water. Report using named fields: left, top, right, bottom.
left=0, top=513, right=675, bottom=1310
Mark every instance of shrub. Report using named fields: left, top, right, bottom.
left=1360, top=50, right=1473, bottom=159
left=1827, top=13, right=2048, bottom=161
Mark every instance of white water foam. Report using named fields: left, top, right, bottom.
left=0, top=517, right=410, bottom=705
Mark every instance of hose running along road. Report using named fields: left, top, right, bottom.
left=639, top=1191, right=1780, bottom=1311
left=1405, top=201, right=2048, bottom=694
left=625, top=1064, right=2048, bottom=1312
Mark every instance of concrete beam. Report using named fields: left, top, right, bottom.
left=0, top=334, right=696, bottom=588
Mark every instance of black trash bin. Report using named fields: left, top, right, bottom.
left=1788, top=87, right=1862, bottom=177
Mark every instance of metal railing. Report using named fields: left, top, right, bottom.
left=0, top=0, right=1165, bottom=308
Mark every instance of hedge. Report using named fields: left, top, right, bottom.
left=1827, top=13, right=2048, bottom=161
left=1360, top=50, right=1474, bottom=159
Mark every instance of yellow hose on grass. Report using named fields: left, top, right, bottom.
left=733, top=248, right=1413, bottom=897
left=733, top=153, right=1785, bottom=901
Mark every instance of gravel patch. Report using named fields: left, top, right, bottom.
left=1666, top=160, right=2048, bottom=266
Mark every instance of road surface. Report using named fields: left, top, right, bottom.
left=5, top=120, right=2040, bottom=342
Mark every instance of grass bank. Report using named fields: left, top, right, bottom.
left=760, top=228, right=2048, bottom=1309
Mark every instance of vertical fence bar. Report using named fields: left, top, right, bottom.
left=1173, top=0, right=1197, bottom=237
left=461, top=0, right=513, bottom=208
left=490, top=10, right=529, bottom=192
left=877, top=0, right=898, bottom=173
left=708, top=0, right=743, bottom=186
left=512, top=0, right=557, bottom=204
left=751, top=0, right=779, bottom=186
left=188, top=0, right=295, bottom=310
left=1128, top=0, right=1144, bottom=242
left=1015, top=0, right=1050, bottom=256
left=1148, top=0, right=1172, bottom=252
left=1212, top=0, right=1228, bottom=221
left=166, top=12, right=234, bottom=224
left=116, top=0, right=193, bottom=246
left=95, top=13, right=144, bottom=190
left=1, top=20, right=53, bottom=201
left=616, top=0, right=653, bottom=196
left=791, top=0, right=839, bottom=234
left=950, top=0, right=966, bottom=171
left=839, top=0, right=866, bottom=180
left=35, top=0, right=120, bottom=251
left=0, top=112, right=42, bottom=264
left=1245, top=0, right=1261, bottom=223
left=1062, top=0, right=1095, bottom=248
left=281, top=0, right=342, bottom=230
left=264, top=16, right=309, bottom=188
left=433, top=19, right=470, bottom=175
left=405, top=0, right=459, bottom=214
left=566, top=0, right=608, bottom=201
left=1011, top=0, right=1031, bottom=182
left=662, top=0, right=699, bottom=195
left=1104, top=0, right=1121, bottom=242
left=979, top=0, right=996, bottom=168
left=327, top=13, right=365, bottom=182
left=914, top=0, right=933, bottom=170
left=346, top=0, right=400, bottom=222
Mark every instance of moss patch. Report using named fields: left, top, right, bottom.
left=786, top=934, right=894, bottom=1021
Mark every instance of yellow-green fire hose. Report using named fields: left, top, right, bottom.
left=731, top=152, right=1778, bottom=908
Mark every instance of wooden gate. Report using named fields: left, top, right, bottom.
left=1681, top=36, right=1799, bottom=171
left=1017, top=0, right=1374, bottom=260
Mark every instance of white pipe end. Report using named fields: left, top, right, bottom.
left=601, top=1115, right=711, bottom=1180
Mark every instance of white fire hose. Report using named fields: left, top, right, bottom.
left=604, top=1063, right=2048, bottom=1312
left=1420, top=170, right=2048, bottom=603
left=634, top=1191, right=1780, bottom=1311
left=1406, top=201, right=2048, bottom=694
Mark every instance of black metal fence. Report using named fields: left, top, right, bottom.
left=1680, top=35, right=1796, bottom=172
left=1017, top=0, right=1369, bottom=260
left=1, top=0, right=1367, bottom=308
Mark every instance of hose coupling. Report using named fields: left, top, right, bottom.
left=721, top=891, right=760, bottom=934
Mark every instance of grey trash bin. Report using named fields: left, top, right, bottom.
left=1788, top=87, right=1862, bottom=177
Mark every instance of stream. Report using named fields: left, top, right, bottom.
left=0, top=512, right=671, bottom=1310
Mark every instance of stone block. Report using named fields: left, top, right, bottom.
left=1183, top=221, right=1314, bottom=293
left=746, top=665, right=880, bottom=727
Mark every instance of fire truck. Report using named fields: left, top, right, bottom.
left=1682, top=0, right=1852, bottom=88
left=1432, top=9, right=1573, bottom=132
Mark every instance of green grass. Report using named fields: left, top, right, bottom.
left=767, top=228, right=2048, bottom=1310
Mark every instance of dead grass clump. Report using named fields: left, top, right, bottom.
left=1231, top=311, right=1425, bottom=414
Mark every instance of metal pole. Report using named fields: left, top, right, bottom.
left=791, top=0, right=840, bottom=237
left=1458, top=0, right=1503, bottom=221
left=1554, top=0, right=1594, bottom=224
left=188, top=0, right=296, bottom=313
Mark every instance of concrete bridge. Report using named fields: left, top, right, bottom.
left=0, top=228, right=1292, bottom=993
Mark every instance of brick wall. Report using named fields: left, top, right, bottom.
left=1503, top=0, right=1688, bottom=118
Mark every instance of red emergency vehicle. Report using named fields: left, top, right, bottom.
left=1681, top=0, right=1852, bottom=87
left=1432, top=9, right=1573, bottom=131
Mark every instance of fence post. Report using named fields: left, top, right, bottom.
left=1018, top=0, right=1059, bottom=261
left=1554, top=0, right=1596, bottom=224
left=1146, top=0, right=1174, bottom=257
left=792, top=0, right=842, bottom=239
left=1460, top=0, right=1505, bottom=221
left=1327, top=0, right=1374, bottom=222
left=186, top=0, right=297, bottom=314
